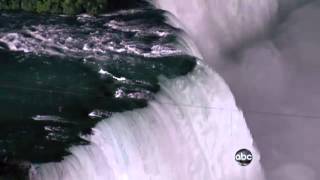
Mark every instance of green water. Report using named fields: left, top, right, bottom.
left=0, top=9, right=196, bottom=164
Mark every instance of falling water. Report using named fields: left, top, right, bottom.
left=32, top=64, right=264, bottom=180
left=28, top=0, right=283, bottom=179
left=155, top=0, right=320, bottom=180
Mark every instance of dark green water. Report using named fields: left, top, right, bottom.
left=0, top=9, right=196, bottom=165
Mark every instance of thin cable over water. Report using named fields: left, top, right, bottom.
left=1, top=83, right=319, bottom=120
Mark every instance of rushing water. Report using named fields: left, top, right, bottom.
left=0, top=3, right=263, bottom=180
left=0, top=9, right=195, bottom=165
left=27, top=10, right=265, bottom=180
left=155, top=0, right=320, bottom=180
left=3, top=0, right=319, bottom=179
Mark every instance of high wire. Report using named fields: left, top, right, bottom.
left=1, top=83, right=320, bottom=120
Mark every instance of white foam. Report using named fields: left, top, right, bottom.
left=29, top=0, right=279, bottom=178
left=32, top=65, right=263, bottom=180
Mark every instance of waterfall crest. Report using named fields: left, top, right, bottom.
left=33, top=65, right=264, bottom=180
left=31, top=0, right=278, bottom=178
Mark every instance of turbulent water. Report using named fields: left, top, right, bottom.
left=1, top=0, right=319, bottom=180
left=33, top=65, right=263, bottom=180
left=25, top=8, right=263, bottom=180
left=0, top=2, right=264, bottom=180
left=155, top=0, right=320, bottom=180
left=0, top=9, right=195, bottom=165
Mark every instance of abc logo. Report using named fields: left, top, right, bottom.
left=235, top=149, right=253, bottom=166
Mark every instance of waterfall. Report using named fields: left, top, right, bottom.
left=30, top=0, right=282, bottom=179
left=32, top=64, right=264, bottom=180
left=154, top=0, right=320, bottom=180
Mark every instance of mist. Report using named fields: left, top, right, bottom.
left=218, top=1, right=320, bottom=180
left=155, top=0, right=320, bottom=179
